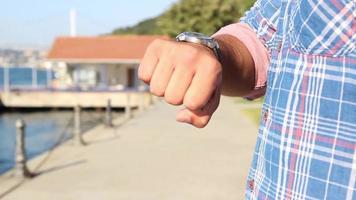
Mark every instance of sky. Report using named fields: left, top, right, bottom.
left=0, top=0, right=177, bottom=49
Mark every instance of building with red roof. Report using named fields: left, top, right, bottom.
left=46, top=35, right=167, bottom=90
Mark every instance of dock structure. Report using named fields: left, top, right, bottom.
left=0, top=97, right=259, bottom=199
left=0, top=35, right=170, bottom=109
left=0, top=90, right=151, bottom=108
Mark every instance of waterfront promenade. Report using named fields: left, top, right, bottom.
left=0, top=97, right=259, bottom=200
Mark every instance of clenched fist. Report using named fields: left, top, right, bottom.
left=138, top=39, right=222, bottom=128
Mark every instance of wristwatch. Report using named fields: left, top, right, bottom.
left=176, top=32, right=221, bottom=63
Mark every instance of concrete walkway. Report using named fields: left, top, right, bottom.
left=0, top=97, right=259, bottom=200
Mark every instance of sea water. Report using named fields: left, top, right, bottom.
left=0, top=67, right=108, bottom=174
left=0, top=110, right=108, bottom=174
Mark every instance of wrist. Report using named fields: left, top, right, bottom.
left=213, top=34, right=256, bottom=96
left=213, top=35, right=246, bottom=69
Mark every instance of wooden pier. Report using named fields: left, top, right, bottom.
left=0, top=97, right=259, bottom=199
left=0, top=90, right=152, bottom=108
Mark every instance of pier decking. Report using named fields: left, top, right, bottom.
left=0, top=90, right=151, bottom=108
left=0, top=97, right=259, bottom=199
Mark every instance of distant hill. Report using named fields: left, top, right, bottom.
left=112, top=17, right=161, bottom=35
left=112, top=0, right=255, bottom=37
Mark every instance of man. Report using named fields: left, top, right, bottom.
left=138, top=0, right=355, bottom=199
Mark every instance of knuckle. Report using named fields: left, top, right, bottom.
left=165, top=93, right=183, bottom=106
left=148, top=39, right=162, bottom=50
left=149, top=83, right=164, bottom=97
left=147, top=39, right=168, bottom=54
left=180, top=46, right=200, bottom=64
left=197, top=118, right=209, bottom=128
left=204, top=59, right=221, bottom=74
left=175, top=62, right=195, bottom=74
left=138, top=68, right=150, bottom=83
left=165, top=46, right=178, bottom=59
left=184, top=97, right=200, bottom=111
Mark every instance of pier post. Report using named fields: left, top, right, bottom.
left=74, top=105, right=85, bottom=145
left=15, top=119, right=33, bottom=178
left=139, top=93, right=145, bottom=113
left=138, top=87, right=146, bottom=113
left=125, top=93, right=132, bottom=119
left=106, top=99, right=113, bottom=127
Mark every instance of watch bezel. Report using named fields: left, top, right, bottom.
left=176, top=32, right=221, bottom=62
left=176, top=32, right=219, bottom=50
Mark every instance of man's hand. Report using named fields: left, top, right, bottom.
left=138, top=39, right=222, bottom=128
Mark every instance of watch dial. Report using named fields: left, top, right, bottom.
left=185, top=32, right=211, bottom=40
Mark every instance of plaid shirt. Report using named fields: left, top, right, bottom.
left=240, top=0, right=356, bottom=199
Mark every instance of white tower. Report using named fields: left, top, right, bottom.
left=70, top=9, right=77, bottom=37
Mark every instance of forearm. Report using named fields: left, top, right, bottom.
left=214, top=34, right=255, bottom=97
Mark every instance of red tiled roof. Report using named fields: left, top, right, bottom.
left=47, top=35, right=168, bottom=62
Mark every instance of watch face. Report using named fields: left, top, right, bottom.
left=183, top=32, right=212, bottom=40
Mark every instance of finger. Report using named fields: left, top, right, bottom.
left=176, top=87, right=221, bottom=128
left=164, top=65, right=194, bottom=105
left=138, top=41, right=161, bottom=84
left=149, top=56, right=174, bottom=97
left=184, top=62, right=221, bottom=110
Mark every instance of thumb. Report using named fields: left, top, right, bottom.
left=176, top=87, right=221, bottom=128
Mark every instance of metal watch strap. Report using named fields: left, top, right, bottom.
left=211, top=44, right=222, bottom=63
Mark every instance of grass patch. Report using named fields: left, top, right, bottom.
left=233, top=97, right=264, bottom=125
left=234, top=97, right=264, bottom=104
left=242, top=108, right=262, bottom=125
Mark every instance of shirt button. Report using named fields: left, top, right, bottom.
left=277, top=42, right=282, bottom=52
left=263, top=109, right=270, bottom=123
left=248, top=179, right=255, bottom=191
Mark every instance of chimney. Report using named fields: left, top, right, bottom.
left=70, top=9, right=77, bottom=37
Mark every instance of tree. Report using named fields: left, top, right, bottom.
left=112, top=0, right=256, bottom=36
left=157, top=0, right=253, bottom=37
left=112, top=17, right=161, bottom=35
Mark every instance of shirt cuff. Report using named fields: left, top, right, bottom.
left=213, top=22, right=270, bottom=100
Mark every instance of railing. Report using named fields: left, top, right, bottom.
left=6, top=93, right=142, bottom=180
left=0, top=66, right=53, bottom=92
left=0, top=66, right=148, bottom=93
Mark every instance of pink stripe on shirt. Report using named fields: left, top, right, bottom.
left=213, top=23, right=270, bottom=100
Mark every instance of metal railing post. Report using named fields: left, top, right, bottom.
left=106, top=99, right=113, bottom=127
left=4, top=65, right=10, bottom=93
left=125, top=93, right=132, bottom=119
left=46, top=66, right=51, bottom=89
left=32, top=67, right=37, bottom=89
left=15, top=119, right=33, bottom=178
left=74, top=105, right=84, bottom=145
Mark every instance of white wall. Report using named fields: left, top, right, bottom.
left=49, top=62, right=141, bottom=90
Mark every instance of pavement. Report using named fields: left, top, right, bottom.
left=0, top=97, right=260, bottom=200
